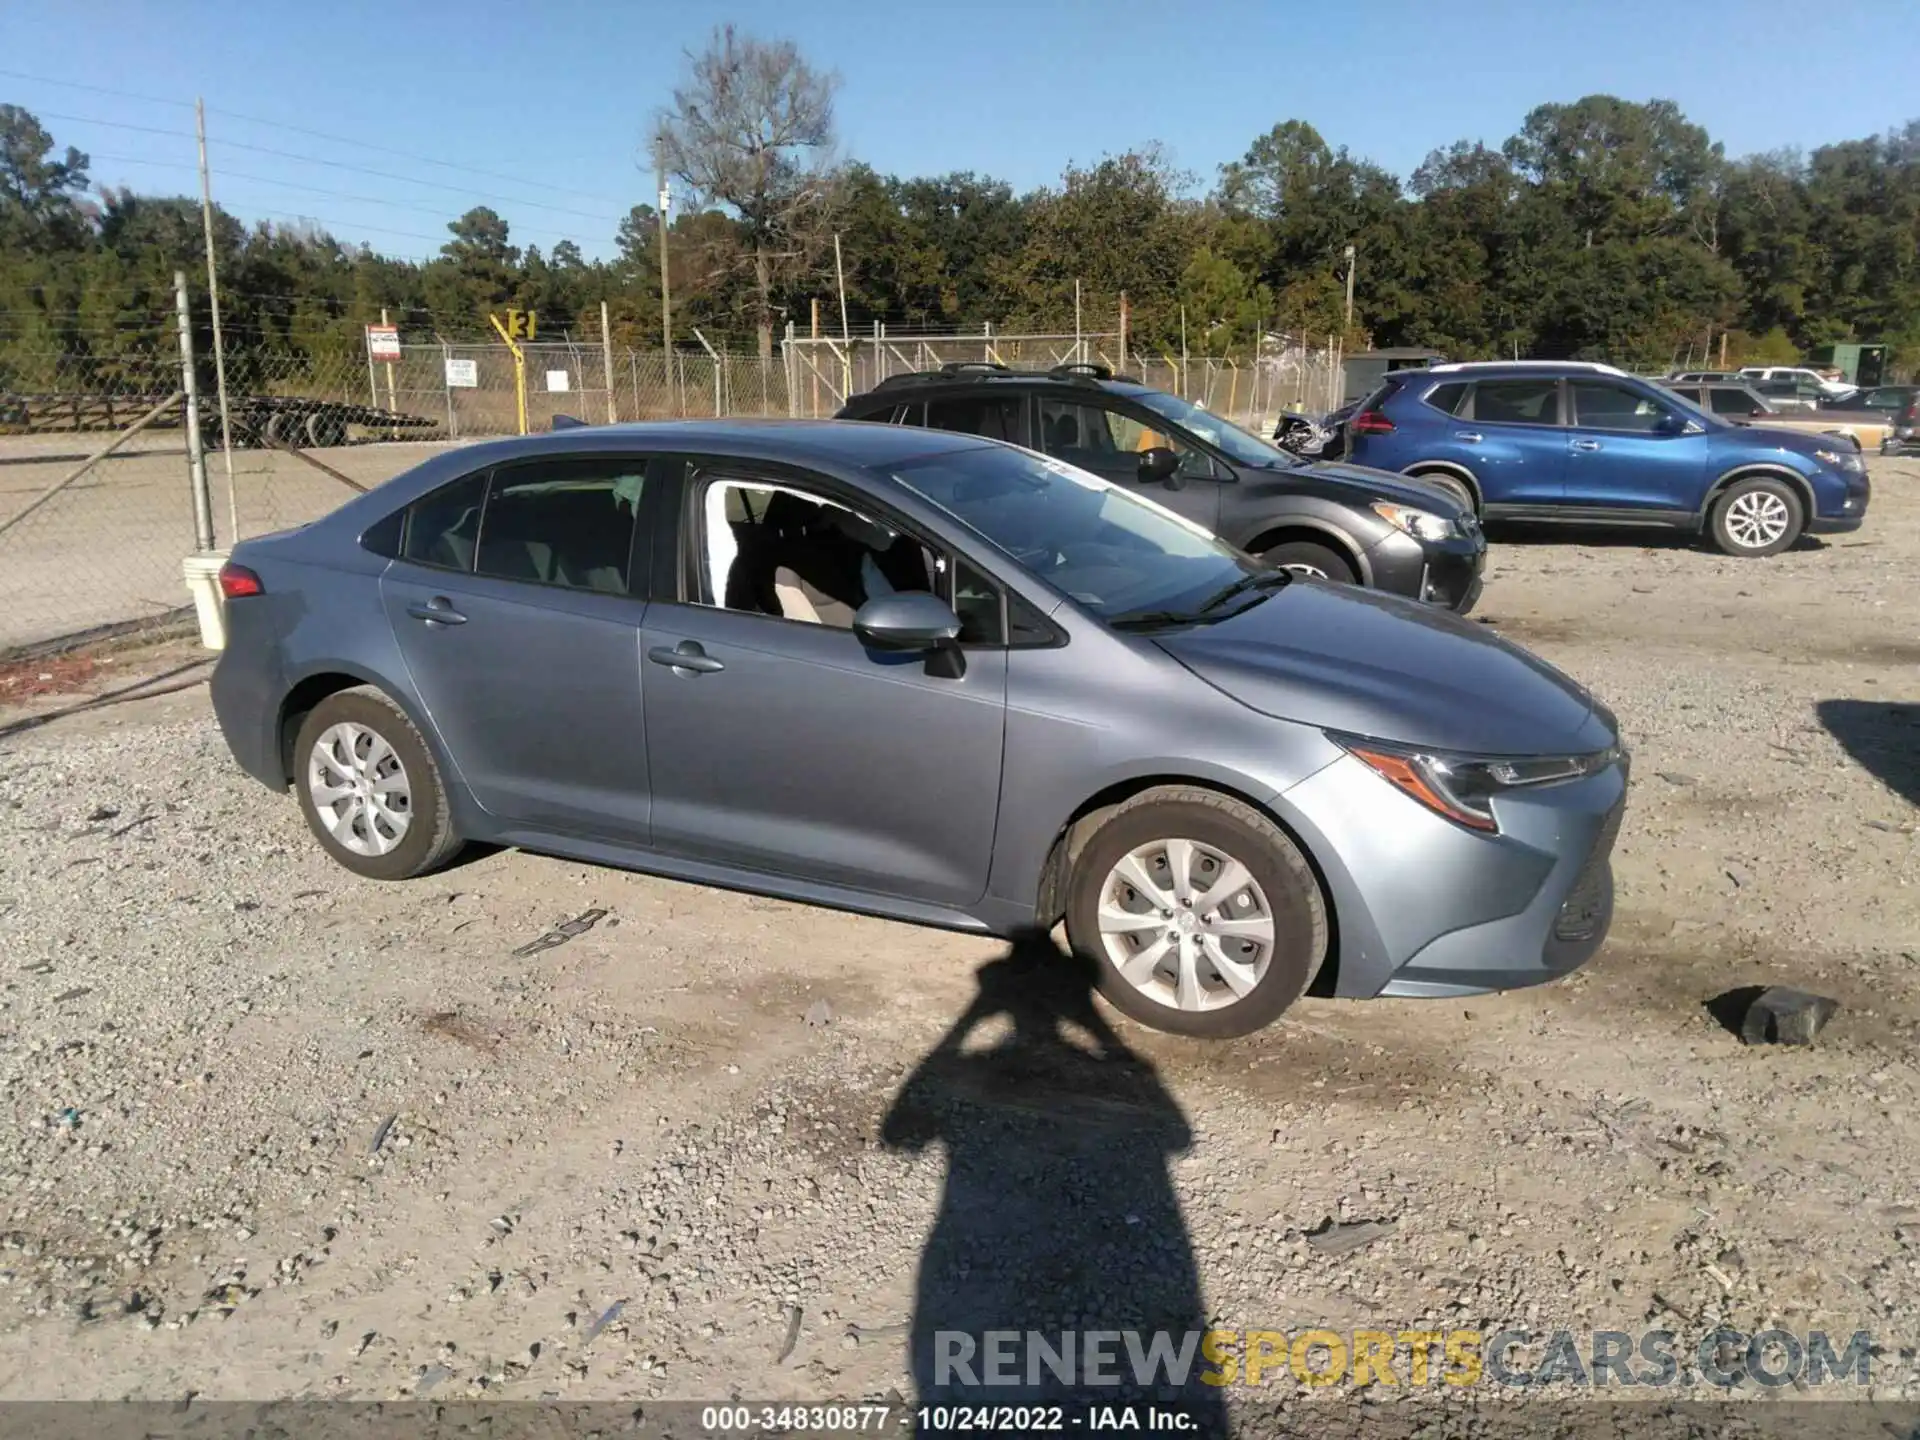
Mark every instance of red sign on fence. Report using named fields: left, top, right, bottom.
left=365, top=325, right=401, bottom=363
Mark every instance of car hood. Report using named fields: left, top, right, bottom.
left=1279, top=458, right=1470, bottom=516
left=1719, top=424, right=1843, bottom=458
left=1154, top=580, right=1614, bottom=756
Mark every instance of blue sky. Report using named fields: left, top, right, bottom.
left=6, top=0, right=1916, bottom=264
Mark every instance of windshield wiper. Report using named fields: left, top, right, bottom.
left=1108, top=570, right=1291, bottom=631
left=1194, top=568, right=1292, bottom=614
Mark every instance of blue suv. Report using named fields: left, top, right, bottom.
left=1346, top=361, right=1871, bottom=556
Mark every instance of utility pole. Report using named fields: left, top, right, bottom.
left=196, top=99, right=237, bottom=546
left=1343, top=244, right=1357, bottom=334
left=175, top=271, right=214, bottom=553
left=601, top=300, right=618, bottom=422
left=655, top=145, right=672, bottom=357
left=833, top=233, right=852, bottom=399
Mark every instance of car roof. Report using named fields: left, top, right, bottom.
left=430, top=417, right=993, bottom=469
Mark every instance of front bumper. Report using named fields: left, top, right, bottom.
left=1367, top=528, right=1486, bottom=614
left=1280, top=749, right=1629, bottom=1001
left=1807, top=468, right=1871, bottom=534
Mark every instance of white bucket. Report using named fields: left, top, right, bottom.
left=180, top=550, right=230, bottom=651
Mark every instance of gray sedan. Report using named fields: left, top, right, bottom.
left=209, top=420, right=1628, bottom=1038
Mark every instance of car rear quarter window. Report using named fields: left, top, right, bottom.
left=401, top=471, right=488, bottom=572
left=1422, top=381, right=1468, bottom=416
left=1470, top=379, right=1560, bottom=425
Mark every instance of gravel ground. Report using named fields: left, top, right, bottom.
left=0, top=460, right=1916, bottom=1429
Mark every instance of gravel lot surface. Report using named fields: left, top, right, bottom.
left=0, top=459, right=1916, bottom=1428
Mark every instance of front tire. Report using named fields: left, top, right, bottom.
left=1708, top=477, right=1804, bottom=557
left=1259, top=540, right=1357, bottom=585
left=293, top=686, right=463, bottom=880
left=1063, top=787, right=1328, bottom=1039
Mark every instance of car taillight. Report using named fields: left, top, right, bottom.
left=1350, top=410, right=1395, bottom=435
left=218, top=562, right=263, bottom=598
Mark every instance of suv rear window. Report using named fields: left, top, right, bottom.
left=1422, top=381, right=1468, bottom=416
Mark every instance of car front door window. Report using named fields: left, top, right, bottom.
left=697, top=476, right=940, bottom=630
left=1571, top=381, right=1666, bottom=433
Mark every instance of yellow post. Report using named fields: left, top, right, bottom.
left=489, top=312, right=528, bottom=435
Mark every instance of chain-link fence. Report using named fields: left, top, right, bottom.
left=1, top=327, right=1336, bottom=657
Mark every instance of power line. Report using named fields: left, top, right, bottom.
left=84, top=151, right=602, bottom=246
left=0, top=70, right=626, bottom=204
left=30, top=107, right=626, bottom=223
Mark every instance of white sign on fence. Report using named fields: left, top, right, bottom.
left=546, top=370, right=571, bottom=393
left=444, top=357, right=478, bottom=388
left=366, top=324, right=401, bottom=362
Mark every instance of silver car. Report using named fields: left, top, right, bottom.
left=210, top=420, right=1628, bottom=1038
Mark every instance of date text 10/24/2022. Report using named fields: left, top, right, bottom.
left=699, top=1404, right=1199, bottom=1432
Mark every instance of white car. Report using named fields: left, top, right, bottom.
left=1738, top=366, right=1858, bottom=403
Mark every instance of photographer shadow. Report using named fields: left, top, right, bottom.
left=881, top=931, right=1228, bottom=1435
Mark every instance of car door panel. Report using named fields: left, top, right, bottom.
left=640, top=602, right=1008, bottom=907
left=382, top=566, right=651, bottom=839
left=1460, top=379, right=1566, bottom=506
left=1563, top=380, right=1708, bottom=512
left=378, top=455, right=658, bottom=841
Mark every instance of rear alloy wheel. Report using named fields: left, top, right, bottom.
left=293, top=686, right=462, bottom=880
left=1259, top=540, right=1356, bottom=585
left=1064, top=787, right=1327, bottom=1039
left=1709, top=477, right=1804, bottom=557
left=1411, top=471, right=1476, bottom=514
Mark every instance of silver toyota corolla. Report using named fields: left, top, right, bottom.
left=210, top=419, right=1628, bottom=1038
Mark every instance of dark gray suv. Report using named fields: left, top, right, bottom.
left=838, top=364, right=1488, bottom=612
left=210, top=419, right=1627, bottom=1039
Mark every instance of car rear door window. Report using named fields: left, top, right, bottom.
left=473, top=459, right=645, bottom=594
left=401, top=470, right=488, bottom=572
left=1470, top=379, right=1559, bottom=425
left=1709, top=388, right=1758, bottom=416
left=1570, top=381, right=1665, bottom=432
left=924, top=396, right=1026, bottom=443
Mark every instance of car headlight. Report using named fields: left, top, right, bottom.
left=1334, top=734, right=1621, bottom=833
left=1814, top=448, right=1866, bottom=473
left=1371, top=501, right=1455, bottom=542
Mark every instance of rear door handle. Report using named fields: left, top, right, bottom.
left=406, top=598, right=467, bottom=625
left=648, top=642, right=724, bottom=675
left=1454, top=431, right=1483, bottom=443
left=1571, top=439, right=1602, bottom=452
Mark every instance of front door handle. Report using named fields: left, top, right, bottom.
left=648, top=642, right=724, bottom=675
left=1454, top=431, right=1483, bottom=443
left=1570, top=439, right=1602, bottom=452
left=406, top=598, right=467, bottom=625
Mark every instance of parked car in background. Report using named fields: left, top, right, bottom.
left=1668, top=370, right=1741, bottom=384
left=1660, top=380, right=1779, bottom=422
left=1884, top=391, right=1920, bottom=455
left=1739, top=366, right=1858, bottom=403
left=1344, top=360, right=1871, bottom=556
left=1750, top=377, right=1824, bottom=413
left=208, top=419, right=1628, bottom=1039
left=837, top=363, right=1486, bottom=610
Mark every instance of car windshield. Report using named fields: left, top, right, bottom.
left=891, top=443, right=1277, bottom=626
left=1124, top=388, right=1296, bottom=468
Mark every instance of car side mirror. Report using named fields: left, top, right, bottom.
left=1654, top=410, right=1691, bottom=436
left=1138, top=446, right=1182, bottom=488
left=851, top=592, right=962, bottom=652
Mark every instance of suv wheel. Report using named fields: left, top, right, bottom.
left=1259, top=540, right=1356, bottom=584
left=1063, top=787, right=1327, bottom=1039
left=1708, top=477, right=1804, bottom=557
left=1409, top=469, right=1476, bottom=514
left=293, top=687, right=463, bottom=880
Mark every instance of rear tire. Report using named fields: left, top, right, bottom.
left=1259, top=540, right=1357, bottom=585
left=1063, top=787, right=1327, bottom=1039
left=1708, top=476, right=1804, bottom=557
left=293, top=686, right=463, bottom=880
left=1410, top=469, right=1476, bottom=514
